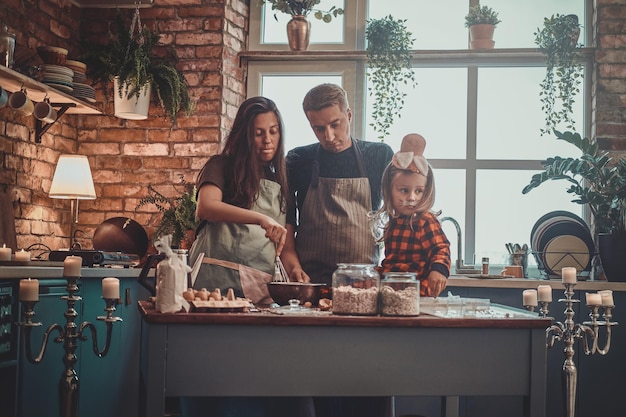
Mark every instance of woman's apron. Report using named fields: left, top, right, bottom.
left=189, top=179, right=285, bottom=304
left=295, top=141, right=377, bottom=285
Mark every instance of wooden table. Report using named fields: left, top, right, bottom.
left=137, top=301, right=550, bottom=417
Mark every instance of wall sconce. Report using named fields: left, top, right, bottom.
left=49, top=154, right=96, bottom=249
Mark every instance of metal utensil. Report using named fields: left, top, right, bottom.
left=274, top=255, right=290, bottom=282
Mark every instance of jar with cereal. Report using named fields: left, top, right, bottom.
left=380, top=272, right=420, bottom=316
left=331, top=264, right=379, bottom=315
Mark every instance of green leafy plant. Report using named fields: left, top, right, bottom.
left=464, top=4, right=501, bottom=27
left=80, top=12, right=194, bottom=123
left=522, top=130, right=626, bottom=234
left=535, top=14, right=583, bottom=135
left=136, top=176, right=199, bottom=247
left=366, top=15, right=416, bottom=140
left=259, top=0, right=344, bottom=22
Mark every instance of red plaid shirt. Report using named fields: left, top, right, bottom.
left=378, top=212, right=451, bottom=296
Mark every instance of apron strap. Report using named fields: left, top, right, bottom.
left=310, top=139, right=367, bottom=189
left=202, top=257, right=241, bottom=271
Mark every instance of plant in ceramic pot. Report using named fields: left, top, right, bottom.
left=535, top=14, right=583, bottom=135
left=464, top=4, right=501, bottom=49
left=258, top=0, right=344, bottom=50
left=80, top=11, right=194, bottom=122
left=522, top=130, right=626, bottom=281
left=365, top=15, right=416, bottom=140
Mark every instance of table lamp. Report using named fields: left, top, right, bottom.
left=49, top=154, right=96, bottom=249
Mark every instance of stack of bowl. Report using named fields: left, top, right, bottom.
left=66, top=60, right=95, bottom=103
left=36, top=46, right=73, bottom=94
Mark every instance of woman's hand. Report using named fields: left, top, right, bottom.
left=259, top=216, right=287, bottom=255
left=426, top=271, right=447, bottom=297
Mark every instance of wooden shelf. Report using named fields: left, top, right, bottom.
left=0, top=65, right=101, bottom=115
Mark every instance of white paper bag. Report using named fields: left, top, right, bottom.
left=155, top=235, right=191, bottom=313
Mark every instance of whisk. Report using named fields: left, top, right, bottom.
left=274, top=256, right=290, bottom=282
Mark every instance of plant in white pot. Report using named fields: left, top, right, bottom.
left=464, top=4, right=501, bottom=49
left=81, top=11, right=194, bottom=122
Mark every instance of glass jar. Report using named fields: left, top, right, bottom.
left=331, top=264, right=379, bottom=315
left=380, top=272, right=420, bottom=316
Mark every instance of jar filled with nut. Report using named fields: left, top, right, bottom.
left=331, top=264, right=379, bottom=315
left=380, top=272, right=420, bottom=316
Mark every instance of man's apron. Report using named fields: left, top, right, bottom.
left=295, top=141, right=377, bottom=285
left=189, top=179, right=284, bottom=304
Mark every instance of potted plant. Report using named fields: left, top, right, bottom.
left=365, top=15, right=416, bottom=140
left=136, top=176, right=199, bottom=249
left=80, top=11, right=194, bottom=122
left=464, top=4, right=501, bottom=49
left=522, top=130, right=626, bottom=281
left=534, top=14, right=583, bottom=135
left=258, top=0, right=344, bottom=50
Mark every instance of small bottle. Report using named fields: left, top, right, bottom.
left=481, top=257, right=489, bottom=274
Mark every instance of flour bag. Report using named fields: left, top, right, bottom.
left=155, top=235, right=191, bottom=313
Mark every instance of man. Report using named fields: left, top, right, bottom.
left=283, top=83, right=393, bottom=285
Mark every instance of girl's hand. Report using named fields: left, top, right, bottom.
left=426, top=271, right=447, bottom=297
left=259, top=216, right=287, bottom=255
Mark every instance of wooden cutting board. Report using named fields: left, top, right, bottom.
left=0, top=189, right=17, bottom=250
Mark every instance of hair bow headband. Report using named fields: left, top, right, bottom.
left=391, top=133, right=429, bottom=176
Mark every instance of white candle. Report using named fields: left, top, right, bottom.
left=586, top=292, right=602, bottom=306
left=19, top=278, right=39, bottom=301
left=561, top=267, right=577, bottom=284
left=102, top=277, right=120, bottom=299
left=63, top=255, right=83, bottom=277
left=0, top=244, right=11, bottom=261
left=598, top=290, right=614, bottom=306
left=537, top=285, right=552, bottom=302
left=14, top=249, right=31, bottom=262
left=523, top=289, right=538, bottom=306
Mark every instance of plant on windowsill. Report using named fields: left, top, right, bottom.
left=535, top=14, right=583, bottom=135
left=365, top=15, right=416, bottom=140
left=464, top=4, right=501, bottom=49
left=80, top=11, right=194, bottom=123
left=258, top=0, right=343, bottom=22
left=136, top=176, right=199, bottom=249
left=521, top=130, right=626, bottom=281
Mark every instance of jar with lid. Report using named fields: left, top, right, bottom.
left=331, top=263, right=379, bottom=315
left=0, top=24, right=15, bottom=68
left=380, top=272, right=420, bottom=316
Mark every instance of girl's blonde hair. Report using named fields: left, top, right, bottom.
left=369, top=162, right=437, bottom=241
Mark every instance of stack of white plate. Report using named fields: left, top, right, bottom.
left=65, top=60, right=96, bottom=103
left=40, top=64, right=74, bottom=93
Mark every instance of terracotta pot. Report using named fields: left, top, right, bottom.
left=469, top=24, right=495, bottom=49
left=286, top=15, right=310, bottom=51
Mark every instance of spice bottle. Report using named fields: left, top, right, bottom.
left=482, top=257, right=490, bottom=274
left=380, top=272, right=420, bottom=316
left=331, top=264, right=379, bottom=315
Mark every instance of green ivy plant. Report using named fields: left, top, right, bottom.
left=535, top=14, right=583, bottom=135
left=522, top=130, right=626, bottom=234
left=80, top=12, right=194, bottom=123
left=365, top=15, right=416, bottom=140
left=464, top=4, right=501, bottom=27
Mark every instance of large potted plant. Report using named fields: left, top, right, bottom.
left=522, top=130, right=626, bottom=281
left=80, top=11, right=194, bottom=122
left=365, top=15, right=416, bottom=140
left=535, top=14, right=583, bottom=135
left=258, top=0, right=344, bottom=51
left=464, top=4, right=501, bottom=49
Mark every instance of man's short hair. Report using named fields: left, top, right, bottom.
left=302, top=83, right=349, bottom=113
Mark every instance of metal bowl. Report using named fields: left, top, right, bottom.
left=267, top=282, right=326, bottom=306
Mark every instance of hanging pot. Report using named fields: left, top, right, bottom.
left=287, top=15, right=310, bottom=51
left=598, top=232, right=626, bottom=282
left=469, top=24, right=495, bottom=49
left=113, top=77, right=151, bottom=120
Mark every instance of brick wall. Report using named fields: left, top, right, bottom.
left=0, top=0, right=247, bottom=252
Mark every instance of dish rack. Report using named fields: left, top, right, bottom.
left=532, top=250, right=596, bottom=280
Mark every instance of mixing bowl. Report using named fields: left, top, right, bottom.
left=267, top=282, right=326, bottom=306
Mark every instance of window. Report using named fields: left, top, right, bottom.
left=246, top=0, right=591, bottom=275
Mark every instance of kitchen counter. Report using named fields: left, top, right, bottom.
left=448, top=275, right=626, bottom=291
left=0, top=263, right=143, bottom=279
left=138, top=300, right=550, bottom=417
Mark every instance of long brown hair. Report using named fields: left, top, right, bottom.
left=221, top=96, right=289, bottom=211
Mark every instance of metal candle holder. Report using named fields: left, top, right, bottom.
left=17, top=274, right=122, bottom=417
left=526, top=282, right=617, bottom=417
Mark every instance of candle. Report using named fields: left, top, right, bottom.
left=0, top=244, right=11, bottom=261
left=102, top=277, right=120, bottom=299
left=598, top=290, right=614, bottom=306
left=561, top=267, right=577, bottom=284
left=586, top=292, right=602, bottom=306
left=63, top=255, right=83, bottom=277
left=523, top=289, right=538, bottom=306
left=537, top=285, right=552, bottom=302
left=14, top=249, right=31, bottom=262
left=19, top=278, right=39, bottom=301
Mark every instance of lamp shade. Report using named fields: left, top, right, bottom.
left=49, top=155, right=96, bottom=199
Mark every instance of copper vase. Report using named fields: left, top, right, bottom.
left=287, top=15, right=310, bottom=51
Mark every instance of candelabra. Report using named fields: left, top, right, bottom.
left=17, top=272, right=122, bottom=417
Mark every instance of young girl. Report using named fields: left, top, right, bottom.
left=372, top=133, right=451, bottom=297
